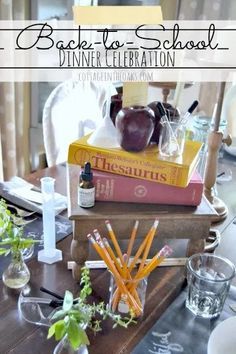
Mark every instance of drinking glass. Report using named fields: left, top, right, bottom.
left=186, top=253, right=235, bottom=318
left=158, top=121, right=185, bottom=158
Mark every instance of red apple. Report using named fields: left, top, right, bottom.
left=115, top=105, right=155, bottom=152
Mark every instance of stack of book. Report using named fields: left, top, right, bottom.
left=68, top=134, right=203, bottom=206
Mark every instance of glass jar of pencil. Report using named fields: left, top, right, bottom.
left=87, top=219, right=173, bottom=319
left=109, top=272, right=148, bottom=317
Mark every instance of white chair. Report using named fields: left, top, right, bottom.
left=42, top=81, right=117, bottom=167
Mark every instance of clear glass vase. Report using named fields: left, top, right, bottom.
left=2, top=250, right=30, bottom=289
left=109, top=272, right=148, bottom=318
left=53, top=335, right=88, bottom=354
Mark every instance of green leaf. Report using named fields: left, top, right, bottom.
left=63, top=290, right=73, bottom=312
left=46, top=266, right=136, bottom=349
left=0, top=199, right=36, bottom=254
left=51, top=309, right=67, bottom=321
left=77, top=326, right=90, bottom=346
left=54, top=320, right=66, bottom=341
left=20, top=239, right=36, bottom=247
left=0, top=248, right=7, bottom=255
left=68, top=310, right=84, bottom=322
left=67, top=318, right=81, bottom=350
left=47, top=322, right=56, bottom=339
left=0, top=239, right=14, bottom=246
left=80, top=267, right=92, bottom=301
left=67, top=317, right=90, bottom=350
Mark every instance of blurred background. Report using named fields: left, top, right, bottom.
left=0, top=0, right=236, bottom=181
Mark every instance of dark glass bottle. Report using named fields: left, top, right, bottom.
left=78, top=162, right=95, bottom=208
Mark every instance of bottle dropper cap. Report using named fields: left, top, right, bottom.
left=156, top=102, right=167, bottom=118
left=81, top=162, right=93, bottom=181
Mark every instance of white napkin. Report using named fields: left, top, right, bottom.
left=3, top=176, right=67, bottom=215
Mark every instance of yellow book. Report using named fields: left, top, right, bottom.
left=68, top=134, right=202, bottom=188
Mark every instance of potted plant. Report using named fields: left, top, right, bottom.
left=0, top=199, right=37, bottom=289
left=48, top=267, right=135, bottom=354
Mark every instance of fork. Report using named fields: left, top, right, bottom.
left=6, top=203, right=36, bottom=218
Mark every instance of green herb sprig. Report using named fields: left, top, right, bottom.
left=48, top=267, right=136, bottom=350
left=0, top=199, right=38, bottom=256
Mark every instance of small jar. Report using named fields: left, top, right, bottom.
left=2, top=250, right=30, bottom=289
left=148, top=101, right=180, bottom=145
left=54, top=335, right=88, bottom=354
left=78, top=162, right=95, bottom=208
left=158, top=121, right=186, bottom=158
left=186, top=115, right=227, bottom=144
left=109, top=272, right=148, bottom=318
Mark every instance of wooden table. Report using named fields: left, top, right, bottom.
left=0, top=159, right=234, bottom=354
left=0, top=234, right=187, bottom=354
left=0, top=164, right=187, bottom=354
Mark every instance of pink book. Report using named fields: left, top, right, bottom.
left=94, top=170, right=203, bottom=206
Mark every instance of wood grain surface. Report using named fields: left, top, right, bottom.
left=0, top=235, right=186, bottom=354
left=0, top=164, right=187, bottom=354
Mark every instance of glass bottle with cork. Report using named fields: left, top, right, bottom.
left=78, top=162, right=95, bottom=208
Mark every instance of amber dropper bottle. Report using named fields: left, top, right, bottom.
left=78, top=162, right=95, bottom=208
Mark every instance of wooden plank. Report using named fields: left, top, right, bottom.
left=0, top=235, right=185, bottom=354
left=88, top=267, right=186, bottom=354
left=0, top=230, right=186, bottom=354
left=67, top=258, right=187, bottom=269
left=0, top=163, right=210, bottom=353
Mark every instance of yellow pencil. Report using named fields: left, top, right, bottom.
left=135, top=245, right=173, bottom=280
left=136, top=219, right=159, bottom=278
left=102, top=237, right=123, bottom=275
left=102, top=237, right=142, bottom=310
left=126, top=220, right=139, bottom=263
left=94, top=227, right=132, bottom=311
left=101, top=241, right=142, bottom=316
left=128, top=219, right=158, bottom=273
left=105, top=220, right=132, bottom=279
left=105, top=220, right=125, bottom=265
left=102, top=237, right=123, bottom=311
left=87, top=234, right=141, bottom=316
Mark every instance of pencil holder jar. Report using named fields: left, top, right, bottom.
left=108, top=272, right=148, bottom=318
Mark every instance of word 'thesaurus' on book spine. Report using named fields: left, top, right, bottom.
left=68, top=134, right=202, bottom=188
